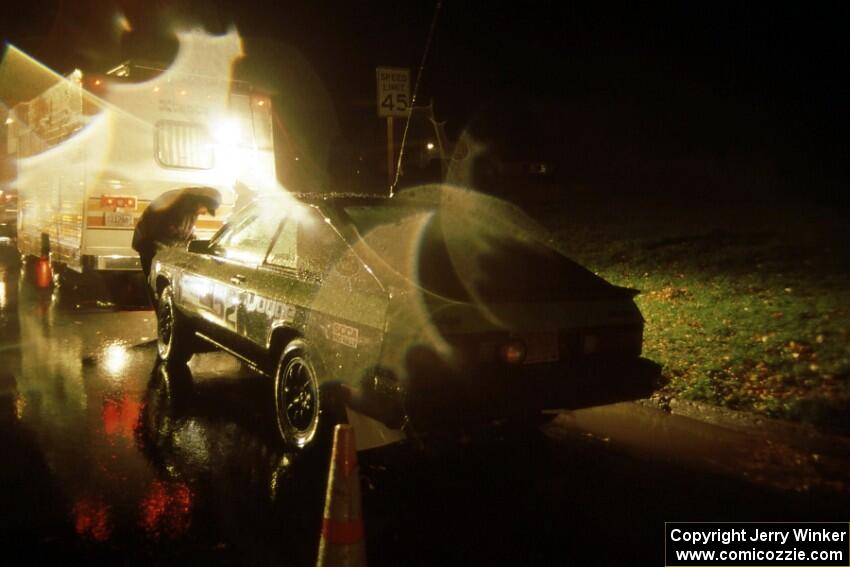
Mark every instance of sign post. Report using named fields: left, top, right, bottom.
left=386, top=116, right=394, bottom=191
left=376, top=67, right=410, bottom=191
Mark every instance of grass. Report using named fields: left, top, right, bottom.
left=529, top=188, right=850, bottom=433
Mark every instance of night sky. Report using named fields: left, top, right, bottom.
left=2, top=1, right=847, bottom=200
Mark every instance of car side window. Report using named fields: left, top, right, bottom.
left=267, top=218, right=298, bottom=269
left=212, top=212, right=281, bottom=265
left=211, top=215, right=252, bottom=251
left=297, top=211, right=345, bottom=277
left=266, top=208, right=345, bottom=278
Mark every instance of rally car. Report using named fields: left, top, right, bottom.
left=149, top=186, right=659, bottom=450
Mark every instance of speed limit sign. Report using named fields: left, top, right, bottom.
left=376, top=67, right=410, bottom=117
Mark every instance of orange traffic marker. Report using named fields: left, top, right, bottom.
left=317, top=424, right=367, bottom=567
left=35, top=256, right=52, bottom=289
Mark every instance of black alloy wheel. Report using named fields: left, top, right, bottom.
left=156, top=285, right=193, bottom=365
left=274, top=347, right=321, bottom=449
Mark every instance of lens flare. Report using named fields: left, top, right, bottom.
left=116, top=13, right=133, bottom=34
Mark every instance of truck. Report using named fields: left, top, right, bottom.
left=4, top=30, right=276, bottom=280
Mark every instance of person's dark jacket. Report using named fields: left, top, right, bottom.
left=132, top=187, right=220, bottom=276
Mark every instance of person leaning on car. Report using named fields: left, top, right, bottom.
left=132, top=186, right=220, bottom=296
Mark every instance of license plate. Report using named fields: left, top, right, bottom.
left=522, top=332, right=559, bottom=364
left=104, top=212, right=134, bottom=228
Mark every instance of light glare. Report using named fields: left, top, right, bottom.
left=116, top=14, right=132, bottom=33
left=103, top=342, right=130, bottom=376
left=212, top=117, right=240, bottom=143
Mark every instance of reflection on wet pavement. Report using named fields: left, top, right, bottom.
left=1, top=252, right=849, bottom=564
left=0, top=258, right=327, bottom=562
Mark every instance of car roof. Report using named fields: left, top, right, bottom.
left=289, top=191, right=392, bottom=207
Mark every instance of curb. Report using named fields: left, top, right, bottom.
left=638, top=397, right=850, bottom=459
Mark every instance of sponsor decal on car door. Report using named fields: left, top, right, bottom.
left=239, top=291, right=298, bottom=345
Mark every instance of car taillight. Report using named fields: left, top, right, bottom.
left=499, top=340, right=527, bottom=365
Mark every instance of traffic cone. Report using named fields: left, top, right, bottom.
left=35, top=256, right=52, bottom=289
left=317, top=424, right=367, bottom=567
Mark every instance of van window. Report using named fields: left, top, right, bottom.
left=155, top=121, right=213, bottom=169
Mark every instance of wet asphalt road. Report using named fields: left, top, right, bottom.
left=1, top=249, right=848, bottom=566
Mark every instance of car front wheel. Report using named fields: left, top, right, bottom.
left=156, top=285, right=194, bottom=365
left=274, top=342, right=322, bottom=449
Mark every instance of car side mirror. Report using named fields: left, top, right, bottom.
left=188, top=239, right=211, bottom=254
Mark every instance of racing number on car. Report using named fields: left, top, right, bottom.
left=224, top=294, right=239, bottom=329
left=184, top=275, right=238, bottom=330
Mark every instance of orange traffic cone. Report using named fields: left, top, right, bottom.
left=317, top=424, right=367, bottom=567
left=35, top=256, right=52, bottom=289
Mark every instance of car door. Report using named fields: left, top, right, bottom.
left=178, top=208, right=282, bottom=350
left=237, top=209, right=301, bottom=348
left=250, top=205, right=389, bottom=386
